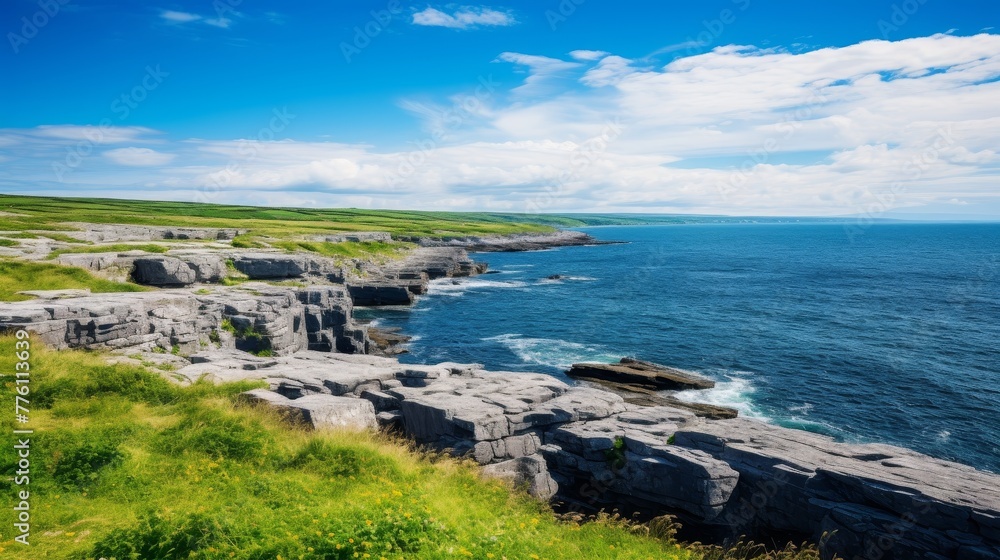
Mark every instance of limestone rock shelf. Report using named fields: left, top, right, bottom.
left=186, top=349, right=1000, bottom=560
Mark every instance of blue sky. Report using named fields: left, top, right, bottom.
left=1, top=0, right=999, bottom=217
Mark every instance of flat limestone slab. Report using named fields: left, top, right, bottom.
left=241, top=389, right=377, bottom=431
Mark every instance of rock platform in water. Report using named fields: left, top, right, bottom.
left=567, top=358, right=716, bottom=391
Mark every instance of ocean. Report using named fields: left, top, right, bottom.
left=360, top=223, right=1000, bottom=473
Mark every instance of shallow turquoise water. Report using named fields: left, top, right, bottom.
left=362, top=223, right=1000, bottom=472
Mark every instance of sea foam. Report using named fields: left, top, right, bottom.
left=484, top=333, right=620, bottom=370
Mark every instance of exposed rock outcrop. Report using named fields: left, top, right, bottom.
left=398, top=230, right=609, bottom=252
left=567, top=358, right=716, bottom=391
left=131, top=255, right=226, bottom=286
left=241, top=389, right=378, bottom=430
left=229, top=252, right=335, bottom=280
left=307, top=232, right=393, bottom=243
left=63, top=223, right=243, bottom=243
left=347, top=284, right=415, bottom=306
left=0, top=285, right=366, bottom=356
left=177, top=349, right=1000, bottom=560
left=348, top=247, right=487, bottom=306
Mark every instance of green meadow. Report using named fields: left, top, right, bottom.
left=0, top=195, right=557, bottom=238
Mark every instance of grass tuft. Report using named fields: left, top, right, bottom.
left=273, top=240, right=412, bottom=261
left=47, top=243, right=170, bottom=259
left=0, top=259, right=147, bottom=302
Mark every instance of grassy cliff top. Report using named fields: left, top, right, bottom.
left=0, top=195, right=557, bottom=238
left=0, top=335, right=701, bottom=559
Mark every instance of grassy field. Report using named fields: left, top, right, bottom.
left=0, top=195, right=557, bottom=239
left=0, top=261, right=148, bottom=302
left=0, top=335, right=702, bottom=560
left=271, top=240, right=413, bottom=262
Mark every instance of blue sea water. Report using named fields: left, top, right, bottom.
left=361, top=223, right=1000, bottom=473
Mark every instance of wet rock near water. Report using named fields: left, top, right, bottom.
left=347, top=247, right=487, bottom=306
left=567, top=358, right=716, bottom=391
left=367, top=326, right=412, bottom=356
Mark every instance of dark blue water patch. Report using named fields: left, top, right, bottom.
left=363, top=223, right=1000, bottom=473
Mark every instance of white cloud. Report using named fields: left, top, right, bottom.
left=159, top=9, right=238, bottom=29
left=569, top=50, right=608, bottom=61
left=160, top=10, right=201, bottom=23
left=28, top=125, right=159, bottom=144
left=4, top=34, right=1000, bottom=217
left=580, top=55, right=634, bottom=87
left=104, top=147, right=176, bottom=166
left=203, top=17, right=232, bottom=28
left=495, top=52, right=581, bottom=96
left=412, top=6, right=515, bottom=30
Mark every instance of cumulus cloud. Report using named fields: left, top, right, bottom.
left=4, top=34, right=1000, bottom=217
left=412, top=6, right=515, bottom=30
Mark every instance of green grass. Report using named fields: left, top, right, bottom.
left=273, top=240, right=412, bottom=261
left=0, top=194, right=557, bottom=240
left=38, top=232, right=91, bottom=244
left=0, top=336, right=699, bottom=560
left=0, top=239, right=17, bottom=248
left=47, top=244, right=170, bottom=259
left=0, top=260, right=148, bottom=302
left=230, top=235, right=266, bottom=249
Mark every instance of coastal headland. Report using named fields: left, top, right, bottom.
left=1, top=198, right=998, bottom=560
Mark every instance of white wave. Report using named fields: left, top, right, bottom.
left=936, top=430, right=951, bottom=442
left=674, top=372, right=766, bottom=419
left=788, top=402, right=814, bottom=414
left=427, top=278, right=529, bottom=297
left=538, top=275, right=598, bottom=284
left=484, top=333, right=620, bottom=370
